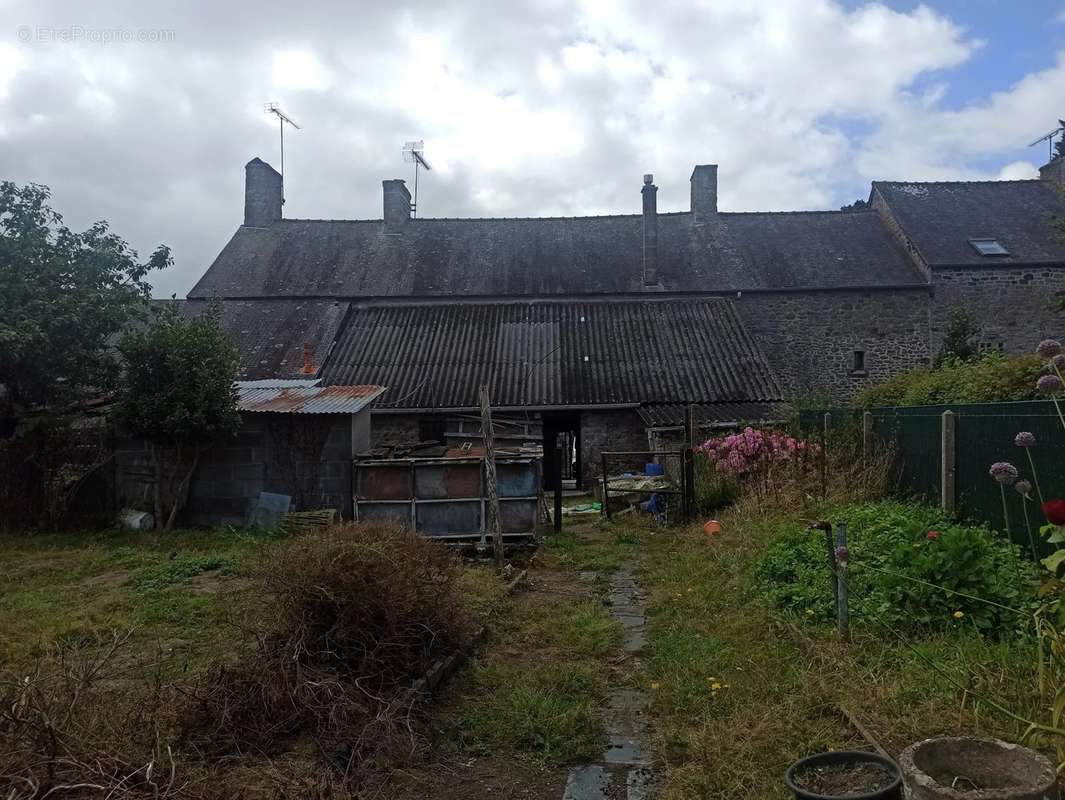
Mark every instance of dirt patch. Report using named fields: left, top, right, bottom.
left=793, top=760, right=894, bottom=796
left=384, top=755, right=567, bottom=800
left=185, top=570, right=251, bottom=595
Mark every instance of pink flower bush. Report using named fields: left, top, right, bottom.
left=696, top=427, right=820, bottom=477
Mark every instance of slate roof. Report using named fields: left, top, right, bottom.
left=187, top=209, right=922, bottom=300
left=182, top=299, right=349, bottom=380
left=637, top=402, right=786, bottom=428
left=874, top=180, right=1065, bottom=267
left=318, top=298, right=783, bottom=410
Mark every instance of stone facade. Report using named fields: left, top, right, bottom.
left=580, top=410, right=651, bottom=484
left=115, top=411, right=363, bottom=526
left=735, top=287, right=932, bottom=402
left=930, top=266, right=1065, bottom=354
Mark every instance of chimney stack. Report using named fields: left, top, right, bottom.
left=1040, top=157, right=1065, bottom=185
left=244, top=158, right=283, bottom=228
left=383, top=179, right=412, bottom=232
left=642, top=174, right=658, bottom=286
left=690, top=164, right=718, bottom=225
left=299, top=343, right=316, bottom=376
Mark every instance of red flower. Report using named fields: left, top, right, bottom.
left=1044, top=499, right=1065, bottom=526
left=926, top=530, right=940, bottom=540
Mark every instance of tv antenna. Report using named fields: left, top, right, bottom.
left=264, top=103, right=301, bottom=201
left=402, top=140, right=431, bottom=217
left=1028, top=123, right=1064, bottom=161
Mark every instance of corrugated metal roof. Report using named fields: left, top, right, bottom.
left=237, top=384, right=386, bottom=414
left=320, top=299, right=782, bottom=410
left=637, top=402, right=786, bottom=428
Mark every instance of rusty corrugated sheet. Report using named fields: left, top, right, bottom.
left=237, top=383, right=386, bottom=414
left=320, top=299, right=782, bottom=410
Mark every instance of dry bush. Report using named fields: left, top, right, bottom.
left=181, top=521, right=470, bottom=783
left=0, top=631, right=198, bottom=800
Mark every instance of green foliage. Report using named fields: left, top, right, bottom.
left=840, top=198, right=870, bottom=212
left=693, top=451, right=740, bottom=513
left=116, top=301, right=241, bottom=447
left=132, top=555, right=234, bottom=592
left=934, top=307, right=980, bottom=367
left=856, top=351, right=1045, bottom=407
left=756, top=500, right=1036, bottom=633
left=1055, top=120, right=1065, bottom=161
left=0, top=182, right=170, bottom=413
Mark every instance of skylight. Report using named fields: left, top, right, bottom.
left=969, top=238, right=1009, bottom=256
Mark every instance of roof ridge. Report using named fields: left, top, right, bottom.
left=720, top=209, right=873, bottom=217
left=279, top=211, right=691, bottom=223
left=874, top=178, right=1044, bottom=187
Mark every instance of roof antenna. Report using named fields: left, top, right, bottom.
left=264, top=103, right=301, bottom=204
left=1028, top=123, right=1064, bottom=161
left=402, top=140, right=432, bottom=217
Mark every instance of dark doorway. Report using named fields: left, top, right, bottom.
left=542, top=412, right=581, bottom=490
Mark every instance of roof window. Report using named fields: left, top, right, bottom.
left=969, top=238, right=1009, bottom=256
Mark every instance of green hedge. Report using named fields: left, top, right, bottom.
left=856, top=352, right=1044, bottom=408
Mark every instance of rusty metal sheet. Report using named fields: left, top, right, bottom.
left=497, top=462, right=538, bottom=497
left=356, top=502, right=412, bottom=524
left=416, top=501, right=482, bottom=536
left=500, top=499, right=537, bottom=533
left=238, top=383, right=386, bottom=414
left=356, top=465, right=411, bottom=500
left=414, top=463, right=482, bottom=499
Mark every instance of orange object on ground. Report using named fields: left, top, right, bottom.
left=704, top=520, right=721, bottom=535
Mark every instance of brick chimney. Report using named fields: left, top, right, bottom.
left=642, top=174, right=659, bottom=286
left=299, top=343, right=316, bottom=376
left=1040, top=157, right=1065, bottom=185
left=383, top=179, right=412, bottom=232
left=690, top=164, right=718, bottom=225
left=244, top=158, right=282, bottom=228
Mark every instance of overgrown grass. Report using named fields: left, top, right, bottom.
left=445, top=522, right=627, bottom=766
left=541, top=516, right=644, bottom=572
left=641, top=508, right=1040, bottom=800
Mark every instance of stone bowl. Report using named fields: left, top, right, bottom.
left=899, top=737, right=1058, bottom=800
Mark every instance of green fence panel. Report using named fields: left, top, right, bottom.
left=797, top=400, right=1065, bottom=557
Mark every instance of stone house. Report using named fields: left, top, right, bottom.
left=181, top=155, right=1065, bottom=487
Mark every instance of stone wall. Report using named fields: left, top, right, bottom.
left=735, top=287, right=932, bottom=404
left=930, top=266, right=1065, bottom=355
left=369, top=413, right=422, bottom=447
left=115, top=411, right=358, bottom=527
left=580, top=410, right=650, bottom=485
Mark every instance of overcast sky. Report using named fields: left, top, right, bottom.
left=1, top=0, right=1064, bottom=297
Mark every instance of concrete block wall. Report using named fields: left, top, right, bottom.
left=115, top=412, right=357, bottom=527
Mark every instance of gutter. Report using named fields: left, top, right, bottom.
left=372, top=403, right=642, bottom=414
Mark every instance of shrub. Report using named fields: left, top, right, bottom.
left=856, top=351, right=1045, bottom=407
left=182, top=522, right=470, bottom=778
left=756, top=500, right=1036, bottom=634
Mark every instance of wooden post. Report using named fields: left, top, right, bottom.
left=553, top=444, right=563, bottom=533
left=479, top=385, right=504, bottom=570
left=685, top=404, right=696, bottom=448
left=862, top=410, right=873, bottom=464
left=835, top=521, right=850, bottom=642
left=601, top=452, right=611, bottom=520
left=941, top=410, right=956, bottom=515
left=682, top=447, right=695, bottom=521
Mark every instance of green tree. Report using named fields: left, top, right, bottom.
left=116, top=301, right=241, bottom=529
left=934, top=307, right=980, bottom=367
left=1055, top=119, right=1065, bottom=162
left=0, top=182, right=170, bottom=415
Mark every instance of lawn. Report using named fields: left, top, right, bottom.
left=638, top=506, right=1041, bottom=799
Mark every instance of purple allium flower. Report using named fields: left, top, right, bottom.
left=1037, top=374, right=1063, bottom=393
left=834, top=546, right=849, bottom=563
left=1015, top=431, right=1036, bottom=448
left=1016, top=480, right=1033, bottom=496
left=1038, top=339, right=1063, bottom=358
left=1054, top=354, right=1065, bottom=371
left=989, top=462, right=1019, bottom=485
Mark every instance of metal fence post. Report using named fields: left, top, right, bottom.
left=862, top=410, right=873, bottom=464
left=820, top=412, right=830, bottom=500
left=940, top=410, right=956, bottom=515
left=835, top=521, right=850, bottom=642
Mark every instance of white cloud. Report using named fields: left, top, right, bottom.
left=997, top=160, right=1039, bottom=180
left=0, top=0, right=1060, bottom=297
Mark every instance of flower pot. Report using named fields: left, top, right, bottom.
left=785, top=750, right=903, bottom=800
left=899, top=737, right=1058, bottom=800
